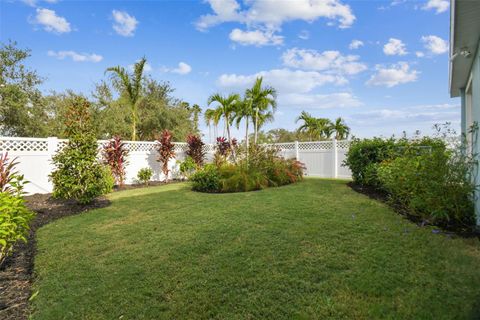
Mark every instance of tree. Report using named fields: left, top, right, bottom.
left=0, top=41, right=48, bottom=136
left=190, top=104, right=202, bottom=133
left=50, top=96, right=113, bottom=204
left=296, top=111, right=334, bottom=140
left=204, top=107, right=222, bottom=143
left=234, top=96, right=254, bottom=152
left=106, top=57, right=147, bottom=141
left=246, top=77, right=277, bottom=144
left=330, top=117, right=350, bottom=140
left=207, top=93, right=240, bottom=160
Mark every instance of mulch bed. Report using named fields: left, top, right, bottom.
left=0, top=181, right=177, bottom=320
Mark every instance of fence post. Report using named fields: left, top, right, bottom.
left=295, top=141, right=299, bottom=161
left=332, top=137, right=338, bottom=178
left=47, top=137, right=58, bottom=157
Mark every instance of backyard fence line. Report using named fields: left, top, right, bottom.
left=0, top=136, right=352, bottom=195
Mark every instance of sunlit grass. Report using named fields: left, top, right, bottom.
left=31, top=179, right=480, bottom=319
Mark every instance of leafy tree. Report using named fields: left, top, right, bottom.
left=50, top=96, right=114, bottom=204
left=204, top=107, right=222, bottom=143
left=0, top=41, right=48, bottom=136
left=106, top=57, right=147, bottom=141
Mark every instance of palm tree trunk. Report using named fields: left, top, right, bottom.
left=245, top=116, right=249, bottom=164
left=225, top=116, right=236, bottom=162
left=131, top=104, right=137, bottom=141
left=254, top=109, right=259, bottom=145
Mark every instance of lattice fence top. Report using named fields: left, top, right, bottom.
left=268, top=143, right=296, bottom=150
left=337, top=140, right=351, bottom=150
left=0, top=138, right=48, bottom=152
left=298, top=141, right=333, bottom=150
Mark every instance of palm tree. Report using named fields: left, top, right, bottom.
left=330, top=117, right=350, bottom=140
left=191, top=104, right=202, bottom=133
left=316, top=118, right=334, bottom=139
left=204, top=107, right=222, bottom=143
left=207, top=93, right=240, bottom=159
left=233, top=96, right=254, bottom=151
left=246, top=77, right=277, bottom=144
left=106, top=57, right=147, bottom=141
left=296, top=111, right=319, bottom=140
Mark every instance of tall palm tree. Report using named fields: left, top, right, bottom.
left=204, top=107, right=222, bottom=142
left=191, top=104, right=202, bottom=133
left=246, top=77, right=277, bottom=144
left=234, top=97, right=254, bottom=151
left=207, top=93, right=240, bottom=159
left=106, top=57, right=147, bottom=141
left=330, top=117, right=350, bottom=140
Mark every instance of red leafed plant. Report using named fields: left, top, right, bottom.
left=157, top=129, right=176, bottom=181
left=102, top=136, right=129, bottom=186
left=186, top=134, right=206, bottom=167
left=0, top=153, right=20, bottom=193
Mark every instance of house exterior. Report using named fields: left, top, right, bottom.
left=449, top=0, right=480, bottom=225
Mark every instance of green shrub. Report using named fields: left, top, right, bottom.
left=137, top=168, right=153, bottom=185
left=344, top=136, right=446, bottom=188
left=0, top=192, right=35, bottom=267
left=50, top=96, right=114, bottom=204
left=378, top=146, right=475, bottom=229
left=191, top=145, right=304, bottom=193
left=178, top=156, right=197, bottom=179
left=344, top=138, right=397, bottom=187
left=190, top=164, right=221, bottom=192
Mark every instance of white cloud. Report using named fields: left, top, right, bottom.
left=217, top=68, right=345, bottom=94
left=161, top=62, right=192, bottom=75
left=33, top=8, right=71, bottom=33
left=47, top=50, right=103, bottom=62
left=415, top=51, right=425, bottom=58
left=196, top=0, right=356, bottom=31
left=352, top=104, right=458, bottom=125
left=281, top=48, right=367, bottom=76
left=383, top=38, right=407, bottom=56
left=229, top=28, right=283, bottom=46
left=366, top=62, right=418, bottom=87
left=280, top=92, right=363, bottom=109
left=298, top=30, right=310, bottom=40
left=422, top=0, right=449, bottom=14
left=349, top=39, right=363, bottom=50
left=112, top=10, right=138, bottom=37
left=421, top=35, right=448, bottom=55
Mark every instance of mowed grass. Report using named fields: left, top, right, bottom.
left=31, top=179, right=480, bottom=319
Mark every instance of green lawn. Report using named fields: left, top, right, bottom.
left=31, top=179, right=480, bottom=319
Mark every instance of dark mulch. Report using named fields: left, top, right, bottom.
left=348, top=182, right=479, bottom=238
left=0, top=180, right=178, bottom=320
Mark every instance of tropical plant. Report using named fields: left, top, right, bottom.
left=50, top=96, right=114, bottom=204
left=0, top=153, right=25, bottom=195
left=186, top=134, right=206, bottom=167
left=207, top=93, right=240, bottom=160
left=296, top=111, right=333, bottom=140
left=245, top=77, right=277, bottom=144
left=105, top=57, right=147, bottom=141
left=102, top=136, right=129, bottom=186
left=330, top=117, right=350, bottom=140
left=0, top=191, right=35, bottom=267
left=156, top=129, right=176, bottom=181
left=204, top=108, right=221, bottom=143
left=190, top=104, right=202, bottom=133
left=137, top=167, right=153, bottom=185
left=179, top=156, right=197, bottom=179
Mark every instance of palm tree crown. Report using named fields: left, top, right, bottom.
left=106, top=57, right=147, bottom=141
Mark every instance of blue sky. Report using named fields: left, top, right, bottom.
left=0, top=0, right=458, bottom=139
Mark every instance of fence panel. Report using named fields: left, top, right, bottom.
left=1, top=137, right=352, bottom=194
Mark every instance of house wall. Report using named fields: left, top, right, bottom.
left=470, top=41, right=480, bottom=225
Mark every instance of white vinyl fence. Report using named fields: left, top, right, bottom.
left=0, top=136, right=351, bottom=195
